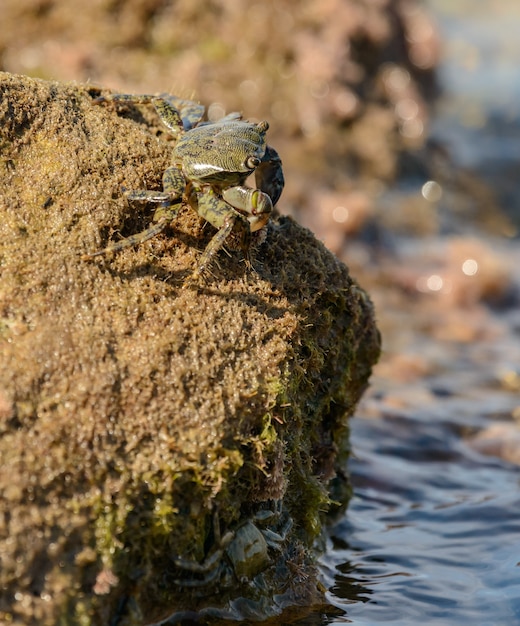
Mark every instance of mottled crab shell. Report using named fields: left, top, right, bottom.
left=225, top=521, right=270, bottom=580
left=173, top=120, right=269, bottom=185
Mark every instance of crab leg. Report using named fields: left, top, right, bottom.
left=172, top=530, right=234, bottom=575
left=125, top=165, right=185, bottom=204
left=185, top=186, right=260, bottom=282
left=185, top=212, right=238, bottom=284
left=93, top=93, right=204, bottom=132
left=82, top=164, right=186, bottom=259
left=81, top=214, right=171, bottom=259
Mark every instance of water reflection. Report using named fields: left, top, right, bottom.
left=320, top=415, right=520, bottom=625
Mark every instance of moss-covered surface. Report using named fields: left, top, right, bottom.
left=0, top=72, right=380, bottom=625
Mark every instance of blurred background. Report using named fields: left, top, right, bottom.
left=1, top=1, right=519, bottom=623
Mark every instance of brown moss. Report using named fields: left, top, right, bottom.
left=0, top=72, right=380, bottom=625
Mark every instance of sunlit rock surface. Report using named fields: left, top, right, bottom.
left=0, top=72, right=380, bottom=625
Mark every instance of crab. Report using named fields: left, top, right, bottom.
left=172, top=507, right=293, bottom=588
left=83, top=93, right=284, bottom=282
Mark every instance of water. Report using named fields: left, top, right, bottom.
left=318, top=301, right=520, bottom=625
left=321, top=416, right=520, bottom=625
left=316, top=2, right=520, bottom=624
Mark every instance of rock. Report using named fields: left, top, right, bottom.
left=0, top=72, right=380, bottom=625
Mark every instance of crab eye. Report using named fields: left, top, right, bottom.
left=246, top=156, right=261, bottom=169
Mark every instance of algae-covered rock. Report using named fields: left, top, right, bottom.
left=0, top=72, right=380, bottom=625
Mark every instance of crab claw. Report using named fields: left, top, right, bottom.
left=255, top=145, right=284, bottom=207
left=222, top=187, right=273, bottom=232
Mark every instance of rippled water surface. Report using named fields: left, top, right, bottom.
left=320, top=414, right=520, bottom=625
left=314, top=2, right=520, bottom=624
